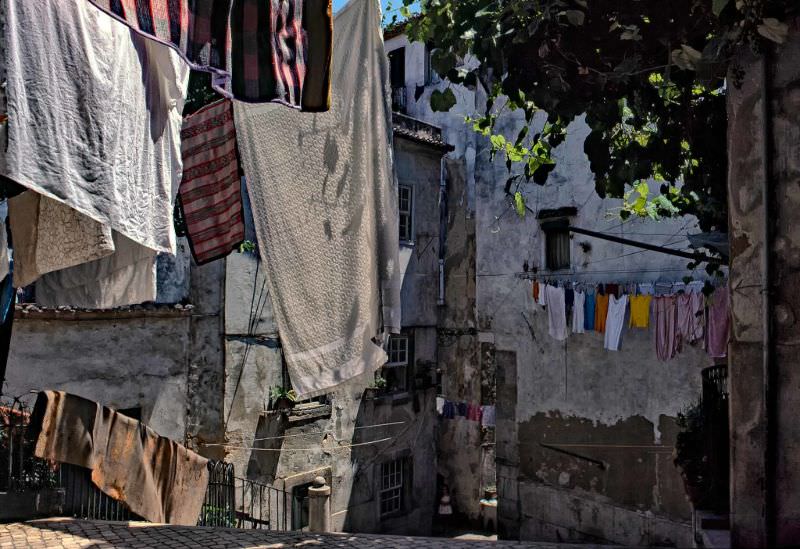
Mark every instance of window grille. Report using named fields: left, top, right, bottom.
left=380, top=459, right=404, bottom=517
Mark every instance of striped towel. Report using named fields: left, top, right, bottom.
left=178, top=99, right=245, bottom=265
left=86, top=0, right=332, bottom=110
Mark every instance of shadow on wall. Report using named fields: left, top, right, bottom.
left=244, top=414, right=288, bottom=485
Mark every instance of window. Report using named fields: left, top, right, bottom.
left=389, top=48, right=406, bottom=112
left=398, top=185, right=413, bottom=242
left=380, top=458, right=405, bottom=517
left=383, top=334, right=411, bottom=393
left=542, top=219, right=571, bottom=271
left=424, top=44, right=440, bottom=85
left=292, top=482, right=312, bottom=531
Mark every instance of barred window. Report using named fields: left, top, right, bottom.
left=380, top=459, right=404, bottom=517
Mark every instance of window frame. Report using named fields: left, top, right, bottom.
left=541, top=219, right=572, bottom=271
left=398, top=184, right=414, bottom=243
left=379, top=458, right=405, bottom=518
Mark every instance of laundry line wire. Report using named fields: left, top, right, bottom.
left=234, top=420, right=407, bottom=443
left=201, top=437, right=394, bottom=452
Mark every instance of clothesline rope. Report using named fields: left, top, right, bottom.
left=201, top=437, right=394, bottom=452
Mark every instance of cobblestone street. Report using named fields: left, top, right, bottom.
left=0, top=519, right=612, bottom=548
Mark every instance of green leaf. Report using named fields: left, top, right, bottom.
left=514, top=192, right=526, bottom=218
left=490, top=134, right=507, bottom=149
left=712, top=0, right=730, bottom=17
left=430, top=88, right=457, bottom=112
left=565, top=10, right=585, bottom=26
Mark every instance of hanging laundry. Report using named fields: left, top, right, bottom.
left=706, top=287, right=730, bottom=358
left=29, top=391, right=209, bottom=526
left=676, top=292, right=705, bottom=349
left=545, top=285, right=568, bottom=341
left=467, top=403, right=483, bottom=422
left=456, top=402, right=468, bottom=417
left=605, top=283, right=619, bottom=298
left=3, top=0, right=189, bottom=284
left=629, top=294, right=652, bottom=329
left=537, top=282, right=548, bottom=306
left=532, top=281, right=540, bottom=302
left=654, top=296, right=679, bottom=361
left=565, top=287, right=575, bottom=317
left=177, top=99, right=245, bottom=265
left=436, top=396, right=445, bottom=415
left=85, top=0, right=333, bottom=108
left=442, top=400, right=456, bottom=419
left=604, top=294, right=628, bottom=351
left=584, top=289, right=596, bottom=331
left=572, top=290, right=586, bottom=334
left=638, top=282, right=654, bottom=295
left=233, top=0, right=401, bottom=398
left=481, top=405, right=496, bottom=428
left=34, top=234, right=158, bottom=309
left=594, top=293, right=610, bottom=333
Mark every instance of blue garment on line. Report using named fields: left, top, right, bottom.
left=584, top=291, right=596, bottom=331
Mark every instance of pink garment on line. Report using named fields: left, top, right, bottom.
left=654, top=295, right=678, bottom=361
left=676, top=292, right=705, bottom=350
left=706, top=287, right=730, bottom=358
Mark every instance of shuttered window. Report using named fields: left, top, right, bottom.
left=545, top=228, right=571, bottom=270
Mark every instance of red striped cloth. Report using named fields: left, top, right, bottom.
left=178, top=99, right=245, bottom=265
left=86, top=0, right=332, bottom=109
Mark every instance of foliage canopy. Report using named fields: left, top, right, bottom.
left=401, top=0, right=798, bottom=232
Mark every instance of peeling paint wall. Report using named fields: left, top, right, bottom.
left=387, top=31, right=710, bottom=545
left=727, top=25, right=800, bottom=546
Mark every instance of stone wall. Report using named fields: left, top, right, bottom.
left=726, top=22, right=800, bottom=546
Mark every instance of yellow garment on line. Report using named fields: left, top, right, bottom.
left=594, top=294, right=609, bottom=333
left=629, top=294, right=652, bottom=328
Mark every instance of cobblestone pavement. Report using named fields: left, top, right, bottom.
left=0, top=519, right=612, bottom=548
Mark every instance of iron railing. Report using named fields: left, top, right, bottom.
left=1, top=406, right=293, bottom=530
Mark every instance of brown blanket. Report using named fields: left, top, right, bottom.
left=29, top=391, right=208, bottom=525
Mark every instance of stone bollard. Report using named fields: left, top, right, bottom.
left=307, top=476, right=331, bottom=533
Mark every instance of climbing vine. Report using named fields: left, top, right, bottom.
left=401, top=0, right=798, bottom=231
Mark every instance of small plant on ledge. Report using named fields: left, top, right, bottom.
left=270, top=386, right=297, bottom=412
left=364, top=373, right=387, bottom=400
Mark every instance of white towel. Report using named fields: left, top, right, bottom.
left=233, top=0, right=401, bottom=398
left=546, top=285, right=568, bottom=341
left=2, top=0, right=189, bottom=267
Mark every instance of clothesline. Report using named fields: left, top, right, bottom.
left=223, top=421, right=407, bottom=443
left=436, top=396, right=496, bottom=427
left=531, top=279, right=730, bottom=361
left=201, top=437, right=394, bottom=452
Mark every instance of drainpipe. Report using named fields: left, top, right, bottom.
left=761, top=47, right=777, bottom=548
left=437, top=156, right=447, bottom=306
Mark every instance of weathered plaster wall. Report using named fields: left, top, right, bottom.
left=4, top=238, right=224, bottom=444
left=727, top=23, right=800, bottom=547
left=387, top=31, right=710, bottom=544
left=218, top=136, right=441, bottom=535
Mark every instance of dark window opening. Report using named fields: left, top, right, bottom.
left=542, top=219, right=571, bottom=271
left=292, top=482, right=313, bottom=531
left=389, top=48, right=406, bottom=113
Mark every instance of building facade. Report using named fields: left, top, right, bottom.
left=2, top=118, right=451, bottom=536
left=385, top=27, right=720, bottom=546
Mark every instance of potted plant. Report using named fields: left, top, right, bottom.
left=270, top=386, right=297, bottom=412
left=364, top=374, right=387, bottom=400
